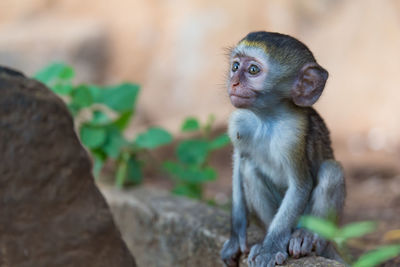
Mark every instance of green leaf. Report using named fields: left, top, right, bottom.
left=90, top=110, right=110, bottom=125
left=135, top=127, right=172, bottom=149
left=87, top=85, right=103, bottom=100
left=97, top=83, right=140, bottom=112
left=208, top=134, right=230, bottom=150
left=206, top=199, right=217, bottom=206
left=34, top=63, right=74, bottom=84
left=126, top=157, right=143, bottom=185
left=59, top=65, right=75, bottom=80
left=299, top=216, right=338, bottom=240
left=102, top=128, right=127, bottom=158
left=115, top=154, right=129, bottom=188
left=353, top=245, right=400, bottom=267
left=163, top=161, right=181, bottom=176
left=80, top=125, right=107, bottom=149
left=186, top=166, right=216, bottom=182
left=112, top=111, right=133, bottom=131
left=71, top=85, right=93, bottom=108
left=181, top=117, right=200, bottom=132
left=163, top=161, right=216, bottom=183
left=52, top=83, right=73, bottom=95
left=92, top=151, right=106, bottom=178
left=336, top=221, right=376, bottom=241
left=172, top=183, right=203, bottom=199
left=203, top=114, right=216, bottom=134
left=67, top=102, right=81, bottom=116
left=177, top=139, right=209, bottom=165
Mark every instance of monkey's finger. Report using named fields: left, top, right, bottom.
left=288, top=238, right=294, bottom=255
left=253, top=256, right=268, bottom=267
left=223, top=257, right=239, bottom=267
left=249, top=243, right=261, bottom=261
left=222, top=251, right=240, bottom=267
left=291, top=238, right=302, bottom=258
left=275, top=252, right=288, bottom=265
left=314, top=239, right=327, bottom=255
left=247, top=256, right=255, bottom=267
left=266, top=258, right=276, bottom=267
left=221, top=246, right=240, bottom=266
left=291, top=229, right=302, bottom=238
left=239, top=238, right=249, bottom=255
left=300, top=236, right=313, bottom=256
left=241, top=245, right=250, bottom=256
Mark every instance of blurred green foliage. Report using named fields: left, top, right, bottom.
left=34, top=63, right=230, bottom=199
left=163, top=115, right=230, bottom=200
left=34, top=63, right=172, bottom=188
left=300, top=216, right=400, bottom=267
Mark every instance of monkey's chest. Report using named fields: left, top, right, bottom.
left=241, top=133, right=292, bottom=188
left=229, top=112, right=299, bottom=187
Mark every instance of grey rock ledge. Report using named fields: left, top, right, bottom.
left=101, top=186, right=344, bottom=267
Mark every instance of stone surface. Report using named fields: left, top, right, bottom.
left=0, top=16, right=109, bottom=83
left=0, top=67, right=136, bottom=267
left=101, top=185, right=345, bottom=267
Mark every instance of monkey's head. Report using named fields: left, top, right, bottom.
left=228, top=31, right=328, bottom=110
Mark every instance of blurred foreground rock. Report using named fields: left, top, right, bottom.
left=0, top=67, right=135, bottom=267
left=101, top=186, right=345, bottom=267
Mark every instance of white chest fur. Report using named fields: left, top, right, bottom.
left=228, top=109, right=303, bottom=188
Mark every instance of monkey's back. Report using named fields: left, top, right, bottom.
left=305, top=107, right=334, bottom=180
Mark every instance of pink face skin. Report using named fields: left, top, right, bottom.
left=228, top=54, right=269, bottom=109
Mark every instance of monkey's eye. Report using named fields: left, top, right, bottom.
left=231, top=61, right=240, bottom=72
left=248, top=65, right=260, bottom=75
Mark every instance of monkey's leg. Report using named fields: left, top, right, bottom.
left=221, top=152, right=249, bottom=267
left=243, top=167, right=280, bottom=230
left=248, top=169, right=313, bottom=267
left=289, top=160, right=345, bottom=260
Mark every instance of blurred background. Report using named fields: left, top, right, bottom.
left=1, top=0, right=399, bottom=143
left=1, top=0, right=400, bottom=252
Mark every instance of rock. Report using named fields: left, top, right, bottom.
left=0, top=16, right=109, bottom=83
left=101, top=186, right=345, bottom=267
left=283, top=257, right=345, bottom=267
left=0, top=67, right=136, bottom=267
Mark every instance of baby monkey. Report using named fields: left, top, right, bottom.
left=221, top=32, right=346, bottom=267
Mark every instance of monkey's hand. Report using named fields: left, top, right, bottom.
left=289, top=228, right=327, bottom=258
left=221, top=236, right=249, bottom=267
left=248, top=234, right=289, bottom=267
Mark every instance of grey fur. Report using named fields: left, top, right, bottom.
left=221, top=32, right=346, bottom=267
left=221, top=106, right=346, bottom=267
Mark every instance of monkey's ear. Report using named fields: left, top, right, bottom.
left=291, top=62, right=328, bottom=107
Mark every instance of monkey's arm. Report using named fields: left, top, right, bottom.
left=249, top=163, right=313, bottom=267
left=266, top=173, right=312, bottom=241
left=221, top=150, right=248, bottom=267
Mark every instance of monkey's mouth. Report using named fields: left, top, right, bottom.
left=230, top=94, right=254, bottom=108
left=230, top=93, right=252, bottom=99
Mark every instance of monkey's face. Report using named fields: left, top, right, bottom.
left=228, top=36, right=329, bottom=110
left=228, top=48, right=269, bottom=109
